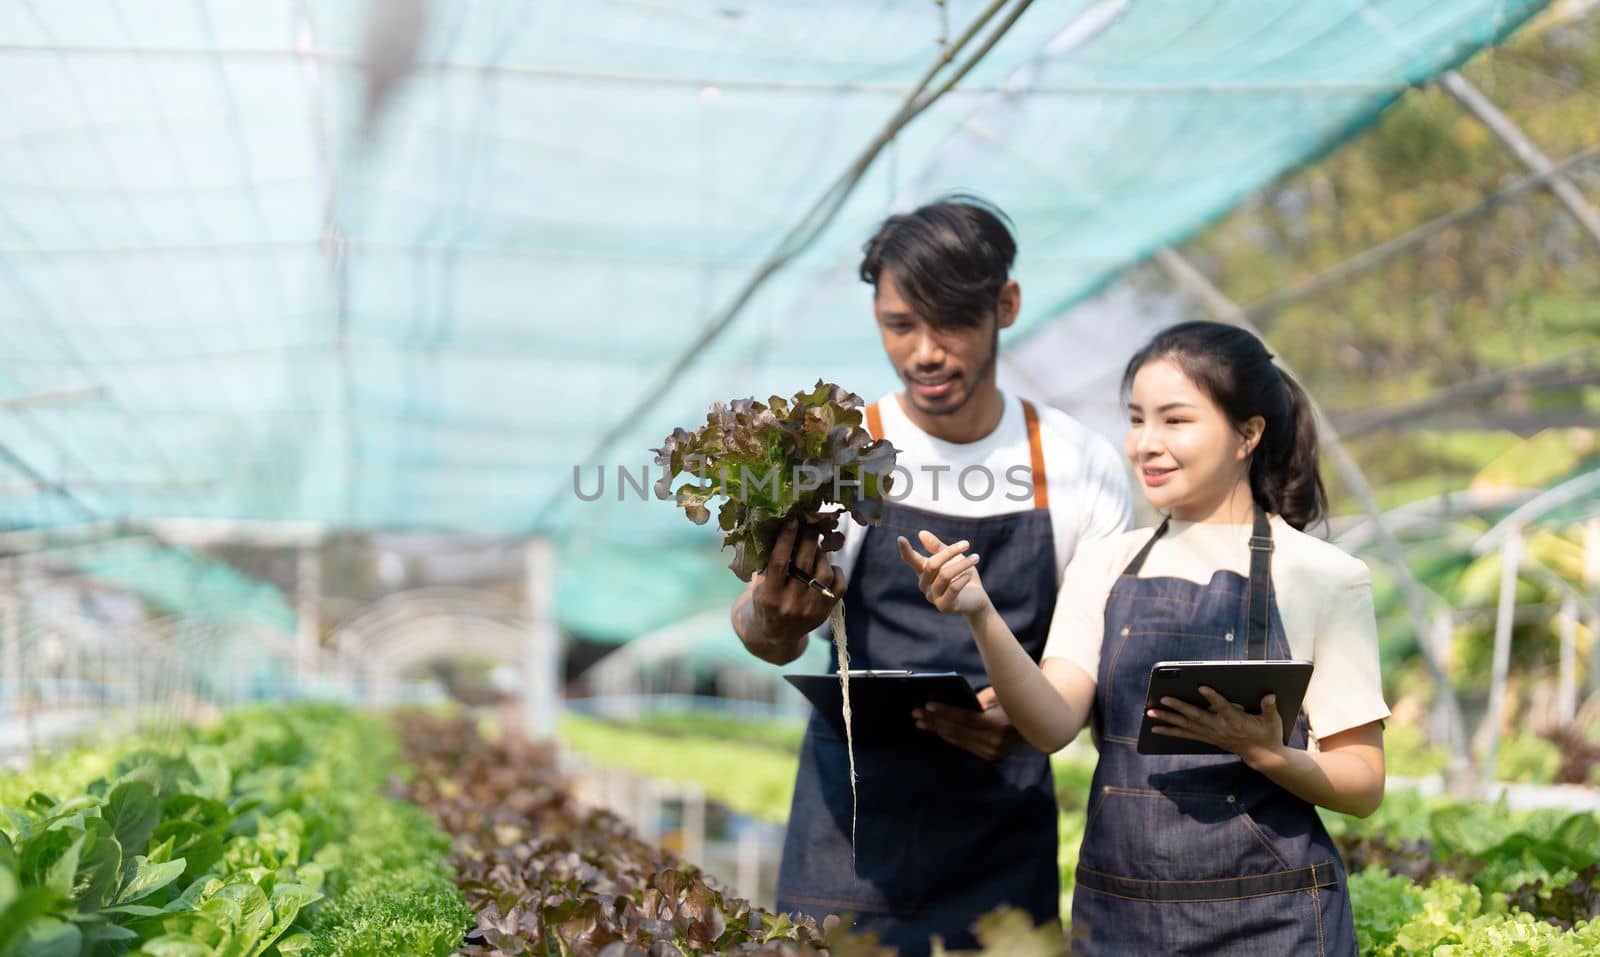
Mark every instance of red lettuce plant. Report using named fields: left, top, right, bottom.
left=653, top=382, right=898, bottom=580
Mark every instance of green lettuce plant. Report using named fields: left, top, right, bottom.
left=0, top=706, right=468, bottom=957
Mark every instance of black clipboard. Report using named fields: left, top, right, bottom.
left=785, top=671, right=981, bottom=746
left=1137, top=659, right=1313, bottom=756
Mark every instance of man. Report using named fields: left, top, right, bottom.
left=731, top=196, right=1131, bottom=954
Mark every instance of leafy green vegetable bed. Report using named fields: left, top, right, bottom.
left=1351, top=871, right=1600, bottom=955
left=566, top=716, right=1600, bottom=952
left=1327, top=788, right=1600, bottom=949
left=0, top=705, right=469, bottom=957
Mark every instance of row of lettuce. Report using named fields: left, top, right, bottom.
left=561, top=711, right=1600, bottom=956
left=2, top=709, right=1067, bottom=957
left=0, top=706, right=469, bottom=957
left=399, top=712, right=1066, bottom=955
left=8, top=705, right=1597, bottom=955
left=1328, top=788, right=1600, bottom=954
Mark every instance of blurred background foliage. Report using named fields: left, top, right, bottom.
left=1157, top=7, right=1600, bottom=750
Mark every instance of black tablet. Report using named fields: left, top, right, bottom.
left=785, top=671, right=981, bottom=746
left=1136, top=660, right=1313, bottom=756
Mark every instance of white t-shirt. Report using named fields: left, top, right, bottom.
left=1042, top=514, right=1391, bottom=743
left=833, top=391, right=1132, bottom=584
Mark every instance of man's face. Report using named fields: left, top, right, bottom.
left=873, top=268, right=1002, bottom=418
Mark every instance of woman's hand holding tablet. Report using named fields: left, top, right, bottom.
left=1137, top=660, right=1312, bottom=757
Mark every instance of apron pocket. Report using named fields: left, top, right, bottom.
left=1073, top=882, right=1330, bottom=957
left=1078, top=786, right=1296, bottom=882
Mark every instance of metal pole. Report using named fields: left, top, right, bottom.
left=0, top=385, right=107, bottom=410
left=1559, top=594, right=1578, bottom=730
left=737, top=823, right=761, bottom=904
left=1483, top=532, right=1523, bottom=788
left=1154, top=248, right=1471, bottom=760
left=1439, top=71, right=1600, bottom=255
left=1587, top=518, right=1600, bottom=696
left=524, top=536, right=561, bottom=739
left=296, top=545, right=322, bottom=686
left=22, top=623, right=38, bottom=757
left=0, top=561, right=17, bottom=717
left=1429, top=610, right=1467, bottom=758
left=637, top=776, right=661, bottom=847
left=682, top=781, right=706, bottom=868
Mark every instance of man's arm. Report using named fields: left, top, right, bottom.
left=732, top=579, right=812, bottom=665
left=731, top=520, right=847, bottom=666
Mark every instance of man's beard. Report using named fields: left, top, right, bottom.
left=907, top=328, right=999, bottom=417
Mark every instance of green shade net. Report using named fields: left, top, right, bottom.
left=75, top=538, right=297, bottom=634
left=558, top=538, right=746, bottom=642
left=0, top=0, right=1549, bottom=638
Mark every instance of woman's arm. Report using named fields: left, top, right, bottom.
left=1250, top=721, right=1385, bottom=817
left=1148, top=691, right=1386, bottom=817
left=897, top=529, right=1096, bottom=753
left=965, top=598, right=1096, bottom=751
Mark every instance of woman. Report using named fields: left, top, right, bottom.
left=898, top=321, right=1387, bottom=955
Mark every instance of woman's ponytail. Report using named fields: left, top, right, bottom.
left=1252, top=369, right=1327, bottom=531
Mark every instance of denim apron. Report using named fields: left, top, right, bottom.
left=775, top=399, right=1061, bottom=956
left=1071, top=507, right=1357, bottom=956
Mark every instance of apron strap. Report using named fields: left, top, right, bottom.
left=1121, top=518, right=1170, bottom=577
left=1020, top=398, right=1049, bottom=511
left=1121, top=507, right=1272, bottom=658
left=865, top=401, right=884, bottom=441
left=1245, top=504, right=1275, bottom=660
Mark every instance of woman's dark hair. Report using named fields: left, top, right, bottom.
left=1121, top=320, right=1328, bottom=531
left=858, top=194, right=1016, bottom=329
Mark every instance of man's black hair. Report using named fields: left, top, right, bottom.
left=858, top=194, right=1017, bottom=329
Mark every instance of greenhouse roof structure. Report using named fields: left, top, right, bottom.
left=0, top=0, right=1569, bottom=640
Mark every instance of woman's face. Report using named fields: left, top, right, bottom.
left=1124, top=357, right=1261, bottom=520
